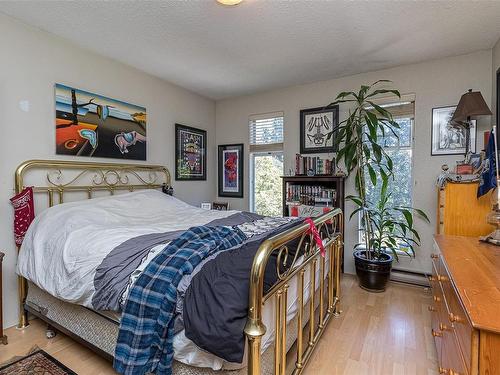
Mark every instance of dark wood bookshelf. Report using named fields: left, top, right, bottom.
left=281, top=175, right=345, bottom=270
left=281, top=175, right=345, bottom=217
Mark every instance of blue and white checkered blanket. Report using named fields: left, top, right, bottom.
left=113, top=225, right=247, bottom=375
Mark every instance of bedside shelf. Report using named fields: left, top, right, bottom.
left=0, top=251, right=7, bottom=345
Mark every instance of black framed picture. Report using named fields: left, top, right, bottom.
left=212, top=202, right=229, bottom=210
left=175, top=123, right=207, bottom=180
left=218, top=143, right=244, bottom=198
left=300, top=106, right=339, bottom=154
left=431, top=106, right=476, bottom=156
left=496, top=68, right=500, bottom=145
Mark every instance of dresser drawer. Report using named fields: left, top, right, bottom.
left=429, top=260, right=445, bottom=361
left=431, top=251, right=475, bottom=374
left=441, top=328, right=469, bottom=375
left=431, top=251, right=445, bottom=280
left=446, top=278, right=473, bottom=372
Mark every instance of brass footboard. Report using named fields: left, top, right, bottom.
left=244, top=209, right=343, bottom=375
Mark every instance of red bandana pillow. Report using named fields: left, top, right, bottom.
left=10, top=187, right=35, bottom=246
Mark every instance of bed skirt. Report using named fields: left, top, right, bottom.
left=26, top=283, right=322, bottom=374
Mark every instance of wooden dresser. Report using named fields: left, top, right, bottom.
left=430, top=235, right=500, bottom=375
left=0, top=251, right=7, bottom=345
left=437, top=182, right=494, bottom=237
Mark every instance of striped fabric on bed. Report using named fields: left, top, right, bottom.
left=113, top=225, right=247, bottom=375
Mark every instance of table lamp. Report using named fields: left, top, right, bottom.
left=451, top=89, right=492, bottom=160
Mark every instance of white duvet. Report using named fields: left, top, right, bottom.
left=17, top=190, right=236, bottom=307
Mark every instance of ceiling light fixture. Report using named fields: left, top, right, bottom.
left=216, top=0, right=243, bottom=6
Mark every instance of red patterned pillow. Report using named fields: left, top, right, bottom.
left=10, top=187, right=35, bottom=246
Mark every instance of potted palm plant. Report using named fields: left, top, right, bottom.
left=352, top=191, right=428, bottom=291
left=327, top=80, right=429, bottom=291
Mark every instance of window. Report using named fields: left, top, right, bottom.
left=249, top=112, right=284, bottom=216
left=362, top=96, right=415, bottom=240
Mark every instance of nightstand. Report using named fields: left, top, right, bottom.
left=0, top=252, right=7, bottom=345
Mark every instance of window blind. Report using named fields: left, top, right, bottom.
left=249, top=112, right=284, bottom=152
left=367, top=93, right=415, bottom=119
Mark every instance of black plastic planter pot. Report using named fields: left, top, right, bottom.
left=353, top=248, right=393, bottom=292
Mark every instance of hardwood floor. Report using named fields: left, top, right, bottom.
left=1, top=275, right=438, bottom=375
left=303, top=275, right=438, bottom=375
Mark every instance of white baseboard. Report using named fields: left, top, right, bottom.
left=390, top=268, right=430, bottom=287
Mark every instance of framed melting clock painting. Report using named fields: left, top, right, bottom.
left=55, top=84, right=147, bottom=160
left=175, top=123, right=207, bottom=181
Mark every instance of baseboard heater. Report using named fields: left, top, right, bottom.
left=390, top=267, right=430, bottom=287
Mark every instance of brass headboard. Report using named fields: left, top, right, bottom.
left=14, top=159, right=171, bottom=328
left=15, top=159, right=171, bottom=200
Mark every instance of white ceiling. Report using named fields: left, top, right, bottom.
left=1, top=1, right=500, bottom=99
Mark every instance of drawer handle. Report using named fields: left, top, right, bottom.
left=428, top=305, right=436, bottom=312
left=431, top=254, right=439, bottom=259
left=432, top=329, right=442, bottom=337
left=448, top=312, right=462, bottom=323
left=429, top=276, right=436, bottom=282
left=437, top=274, right=448, bottom=282
left=433, top=295, right=441, bottom=303
left=439, top=322, right=449, bottom=331
left=439, top=368, right=461, bottom=375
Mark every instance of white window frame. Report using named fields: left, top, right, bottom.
left=248, top=112, right=284, bottom=214
left=359, top=97, right=416, bottom=247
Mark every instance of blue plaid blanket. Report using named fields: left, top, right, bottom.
left=113, top=225, right=247, bottom=375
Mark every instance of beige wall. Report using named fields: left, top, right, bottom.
left=0, top=14, right=216, bottom=328
left=492, top=37, right=500, bottom=123
left=1, top=11, right=497, bottom=330
left=215, top=50, right=493, bottom=276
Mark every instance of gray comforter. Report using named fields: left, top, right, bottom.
left=91, top=212, right=302, bottom=362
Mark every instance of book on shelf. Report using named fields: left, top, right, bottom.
left=285, top=184, right=336, bottom=206
left=295, top=154, right=335, bottom=176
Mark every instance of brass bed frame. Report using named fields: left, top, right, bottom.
left=15, top=159, right=343, bottom=375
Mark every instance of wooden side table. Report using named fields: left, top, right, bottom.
left=0, top=252, right=7, bottom=344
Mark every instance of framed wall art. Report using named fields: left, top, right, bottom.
left=55, top=83, right=147, bottom=160
left=300, top=106, right=339, bottom=154
left=218, top=143, right=244, bottom=198
left=497, top=68, right=500, bottom=145
left=431, top=106, right=476, bottom=156
left=212, top=202, right=229, bottom=211
left=175, top=124, right=207, bottom=180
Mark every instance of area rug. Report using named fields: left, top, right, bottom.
left=0, top=349, right=77, bottom=375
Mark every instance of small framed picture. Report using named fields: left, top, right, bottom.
left=175, top=124, right=207, bottom=180
left=201, top=202, right=212, bottom=210
left=218, top=143, right=244, bottom=198
left=212, top=202, right=229, bottom=211
left=431, top=106, right=476, bottom=156
left=300, top=106, right=339, bottom=154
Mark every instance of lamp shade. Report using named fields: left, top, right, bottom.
left=451, top=89, right=492, bottom=123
